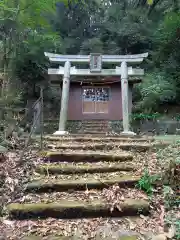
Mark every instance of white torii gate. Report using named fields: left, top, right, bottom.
left=45, top=52, right=148, bottom=136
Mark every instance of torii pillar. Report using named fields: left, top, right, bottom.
left=120, top=61, right=136, bottom=136
left=53, top=61, right=71, bottom=135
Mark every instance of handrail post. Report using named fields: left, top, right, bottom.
left=40, top=86, right=44, bottom=150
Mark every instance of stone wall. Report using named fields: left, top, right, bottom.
left=43, top=119, right=180, bottom=135
left=109, top=121, right=123, bottom=133
left=43, top=120, right=82, bottom=134
left=66, top=121, right=82, bottom=133
left=131, top=120, right=180, bottom=135
left=110, top=120, right=180, bottom=135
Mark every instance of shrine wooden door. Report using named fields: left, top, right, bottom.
left=82, top=87, right=110, bottom=114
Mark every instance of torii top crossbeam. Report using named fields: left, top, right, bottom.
left=44, top=52, right=148, bottom=63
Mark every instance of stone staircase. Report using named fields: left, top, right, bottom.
left=43, top=120, right=111, bottom=135
left=78, top=120, right=110, bottom=134
left=6, top=135, right=157, bottom=239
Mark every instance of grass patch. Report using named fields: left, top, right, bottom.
left=136, top=169, right=159, bottom=195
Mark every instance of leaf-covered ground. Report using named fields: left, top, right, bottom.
left=0, top=139, right=179, bottom=239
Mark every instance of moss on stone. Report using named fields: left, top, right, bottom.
left=45, top=151, right=133, bottom=163
left=21, top=234, right=140, bottom=240
left=7, top=198, right=149, bottom=219
left=22, top=235, right=140, bottom=240
left=44, top=136, right=153, bottom=143
left=118, top=236, right=139, bottom=240
left=25, top=175, right=141, bottom=192
left=35, top=163, right=135, bottom=175
left=47, top=143, right=151, bottom=152
left=22, top=236, right=41, bottom=240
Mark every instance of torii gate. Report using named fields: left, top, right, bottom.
left=45, top=52, right=148, bottom=136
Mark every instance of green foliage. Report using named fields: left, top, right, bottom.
left=175, top=115, right=180, bottom=121
left=150, top=11, right=180, bottom=105
left=147, top=0, right=153, bottom=5
left=136, top=169, right=159, bottom=195
left=80, top=38, right=104, bottom=54
left=134, top=72, right=177, bottom=113
left=131, top=113, right=161, bottom=121
left=1, top=0, right=180, bottom=111
left=14, top=30, right=62, bottom=99
left=51, top=0, right=180, bottom=113
left=0, top=0, right=77, bottom=20
left=0, top=0, right=68, bottom=103
left=175, top=220, right=180, bottom=240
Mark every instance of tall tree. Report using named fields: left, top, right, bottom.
left=0, top=0, right=77, bottom=103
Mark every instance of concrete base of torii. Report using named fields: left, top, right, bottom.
left=53, top=131, right=69, bottom=136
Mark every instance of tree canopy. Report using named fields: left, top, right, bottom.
left=0, top=0, right=180, bottom=112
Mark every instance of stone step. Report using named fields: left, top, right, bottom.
left=75, top=134, right=113, bottom=137
left=80, top=127, right=109, bottom=132
left=79, top=131, right=108, bottom=134
left=44, top=122, right=58, bottom=126
left=80, top=125, right=109, bottom=130
left=35, top=163, right=135, bottom=175
left=21, top=235, right=140, bottom=240
left=25, top=175, right=140, bottom=193
left=44, top=135, right=153, bottom=143
left=42, top=151, right=133, bottom=163
left=44, top=119, right=59, bottom=123
left=79, top=131, right=109, bottom=135
left=81, top=124, right=109, bottom=127
left=7, top=198, right=149, bottom=219
left=47, top=143, right=151, bottom=152
left=81, top=123, right=109, bottom=127
left=82, top=120, right=108, bottom=124
left=81, top=121, right=109, bottom=125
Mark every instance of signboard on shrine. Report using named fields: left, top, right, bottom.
left=90, top=53, right=102, bottom=73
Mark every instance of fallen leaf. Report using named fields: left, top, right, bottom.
left=140, top=214, right=147, bottom=220
left=116, top=204, right=122, bottom=212
left=159, top=205, right=165, bottom=226
left=2, top=219, right=15, bottom=227
left=166, top=225, right=176, bottom=239
left=151, top=234, right=167, bottom=240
